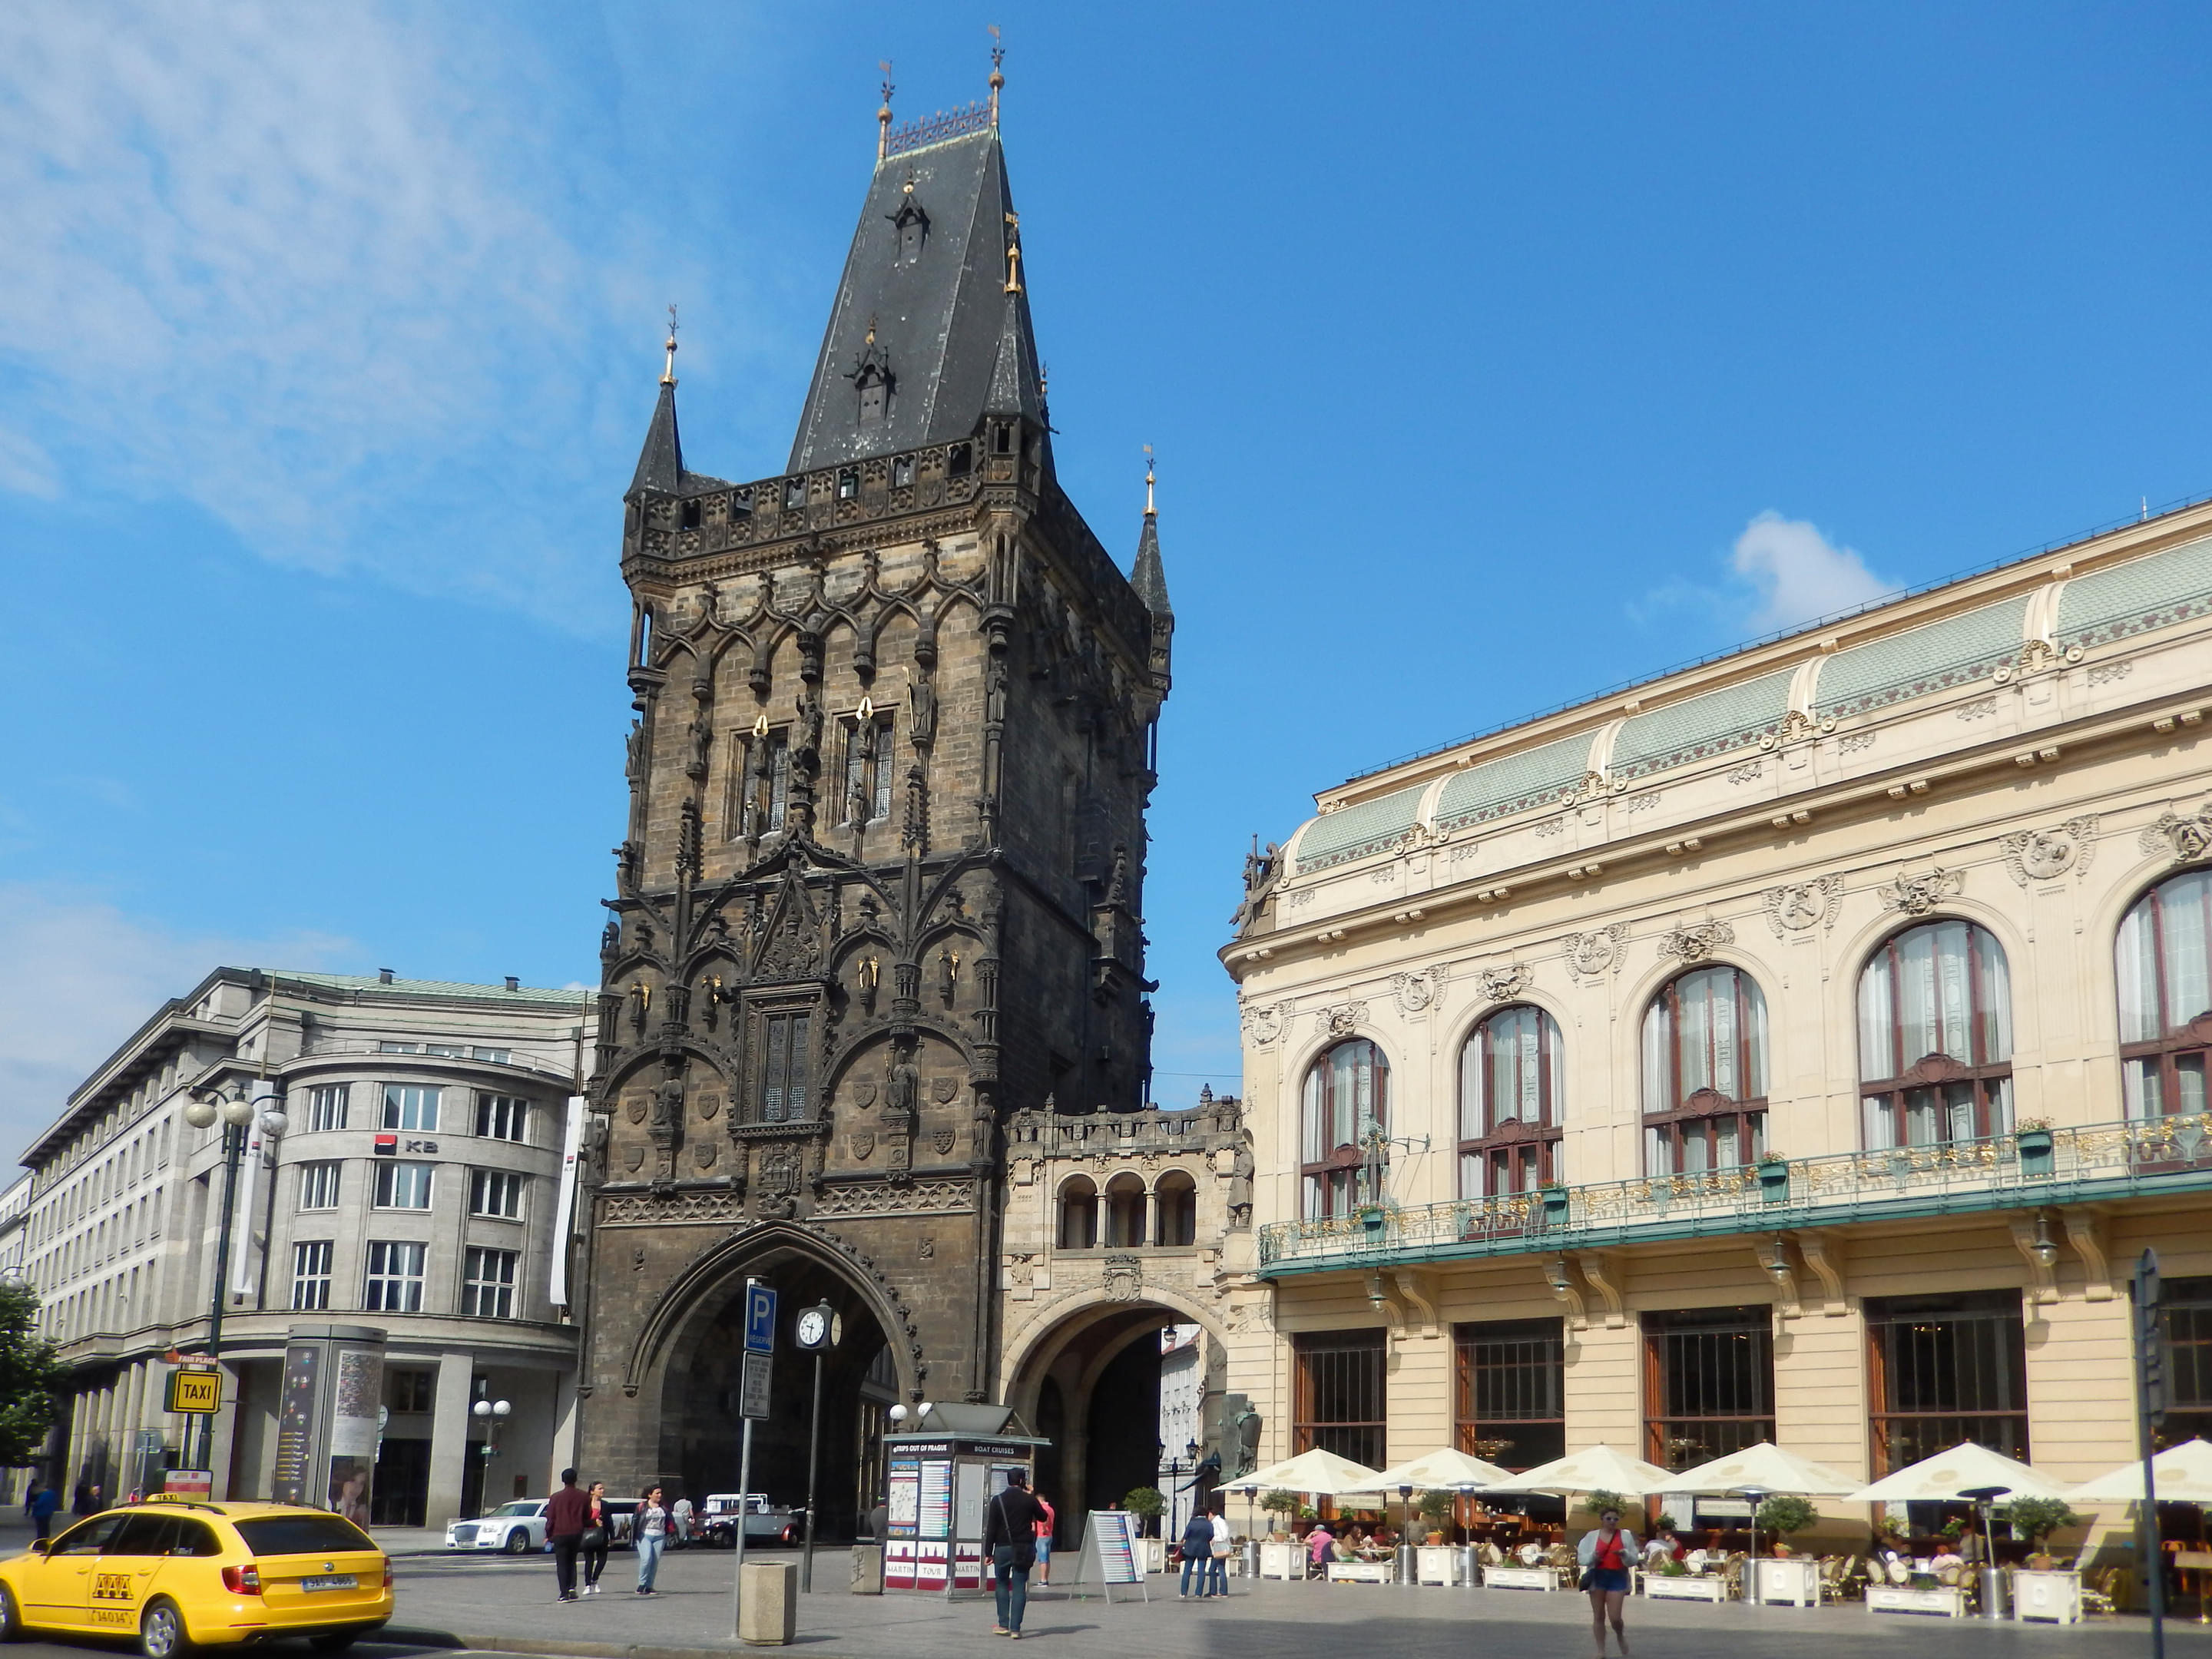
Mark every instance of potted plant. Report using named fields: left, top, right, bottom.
left=1355, top=1202, right=1389, bottom=1233
left=2015, top=1118, right=2055, bottom=1175
left=1417, top=1488, right=1456, bottom=1545
left=2000, top=1496, right=2084, bottom=1571
left=1123, top=1485, right=1165, bottom=1538
left=1260, top=1488, right=1300, bottom=1540
left=1757, top=1154, right=1791, bottom=1202
left=1757, top=1495, right=1818, bottom=1557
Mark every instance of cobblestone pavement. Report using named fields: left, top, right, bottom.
left=380, top=1543, right=2207, bottom=1659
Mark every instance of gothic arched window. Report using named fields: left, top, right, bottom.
left=1301, top=1039, right=1387, bottom=1219
left=1641, top=965, right=1768, bottom=1175
left=1057, top=1176, right=1098, bottom=1250
left=2119, top=869, right=2212, bottom=1118
left=1859, top=919, right=2013, bottom=1147
left=1459, top=1005, right=1563, bottom=1197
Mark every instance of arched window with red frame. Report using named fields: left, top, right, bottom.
left=1641, top=965, right=1768, bottom=1175
left=1301, top=1039, right=1387, bottom=1218
left=1859, top=919, right=2013, bottom=1147
left=1459, top=1005, right=1564, bottom=1197
left=2119, top=869, right=2212, bottom=1118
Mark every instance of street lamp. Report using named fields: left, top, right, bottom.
left=472, top=1399, right=513, bottom=1461
left=178, top=1081, right=285, bottom=1471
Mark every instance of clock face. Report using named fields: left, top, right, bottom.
left=797, top=1309, right=828, bottom=1349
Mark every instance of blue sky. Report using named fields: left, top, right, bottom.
left=2, top=2, right=2208, bottom=1154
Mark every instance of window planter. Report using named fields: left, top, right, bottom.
left=1540, top=1187, right=1570, bottom=1223
left=1356, top=1205, right=1389, bottom=1234
left=1757, top=1157, right=1791, bottom=1203
left=2016, top=1128, right=2055, bottom=1177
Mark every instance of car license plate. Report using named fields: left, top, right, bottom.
left=300, top=1575, right=358, bottom=1593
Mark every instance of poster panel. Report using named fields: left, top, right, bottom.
left=270, top=1345, right=321, bottom=1506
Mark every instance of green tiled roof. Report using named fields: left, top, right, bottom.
left=1434, top=730, right=1596, bottom=833
left=1813, top=594, right=2028, bottom=720
left=274, top=972, right=589, bottom=1007
left=2055, top=535, right=2212, bottom=651
left=1294, top=783, right=1427, bottom=873
left=1609, top=668, right=1795, bottom=784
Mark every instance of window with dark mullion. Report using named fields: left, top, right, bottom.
left=2118, top=871, right=2212, bottom=1118
left=1865, top=1290, right=2027, bottom=1472
left=1455, top=1318, right=1565, bottom=1471
left=1293, top=1328, right=1386, bottom=1472
left=1859, top=919, right=2014, bottom=1148
left=1459, top=1006, right=1563, bottom=1198
left=1644, top=1305, right=1774, bottom=1469
left=1641, top=968, right=1769, bottom=1176
left=760, top=1012, right=813, bottom=1123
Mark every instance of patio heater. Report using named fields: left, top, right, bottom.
left=1958, top=1485, right=2010, bottom=1621
left=1457, top=1485, right=1479, bottom=1591
left=1397, top=1484, right=1415, bottom=1587
left=1732, top=1486, right=1771, bottom=1605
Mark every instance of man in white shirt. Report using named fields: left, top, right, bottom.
left=671, top=1495, right=694, bottom=1549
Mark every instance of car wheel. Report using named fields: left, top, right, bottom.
left=0, top=1578, right=21, bottom=1641
left=504, top=1528, right=531, bottom=1555
left=140, top=1598, right=190, bottom=1659
left=308, top=1633, right=359, bottom=1652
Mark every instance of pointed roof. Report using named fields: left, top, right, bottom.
left=1131, top=505, right=1171, bottom=618
left=787, top=126, right=1046, bottom=472
left=629, top=379, right=684, bottom=497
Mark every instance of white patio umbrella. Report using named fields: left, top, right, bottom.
left=1483, top=1445, right=1677, bottom=1497
left=1843, top=1441, right=2070, bottom=1503
left=1369, top=1448, right=1518, bottom=1491
left=2066, top=1439, right=2212, bottom=1504
left=1220, top=1447, right=1383, bottom=1495
left=1668, top=1442, right=1863, bottom=1497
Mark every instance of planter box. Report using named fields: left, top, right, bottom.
left=1326, top=1561, right=1394, bottom=1584
left=1867, top=1584, right=1968, bottom=1618
left=2017, top=1129, right=2055, bottom=1177
left=1134, top=1538, right=1165, bottom=1574
left=1483, top=1565, right=1561, bottom=1592
left=1646, top=1574, right=1728, bottom=1603
left=1416, top=1546, right=1462, bottom=1586
left=1754, top=1558, right=1821, bottom=1608
left=2015, top=1570, right=2082, bottom=1625
left=1258, top=1542, right=1302, bottom=1581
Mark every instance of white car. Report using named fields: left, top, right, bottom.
left=446, top=1499, right=549, bottom=1553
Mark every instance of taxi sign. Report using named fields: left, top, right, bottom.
left=166, top=1369, right=222, bottom=1414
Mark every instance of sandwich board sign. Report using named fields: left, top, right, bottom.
left=1067, top=1509, right=1147, bottom=1602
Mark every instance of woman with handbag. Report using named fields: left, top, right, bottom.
left=1178, top=1506, right=1217, bottom=1597
left=634, top=1485, right=669, bottom=1596
left=579, top=1482, right=611, bottom=1595
left=1206, top=1505, right=1234, bottom=1597
left=1577, top=1508, right=1637, bottom=1659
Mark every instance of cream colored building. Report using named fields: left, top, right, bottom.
left=1218, top=502, right=2212, bottom=1558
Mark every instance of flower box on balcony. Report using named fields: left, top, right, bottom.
left=1539, top=1187, right=1570, bottom=1223
left=2016, top=1128, right=2055, bottom=1177
left=1356, top=1205, right=1388, bottom=1234
left=1757, top=1157, right=1790, bottom=1203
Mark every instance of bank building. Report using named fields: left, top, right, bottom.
left=1216, top=498, right=2212, bottom=1559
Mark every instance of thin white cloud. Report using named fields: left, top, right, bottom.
left=0, top=5, right=718, bottom=628
left=0, top=882, right=350, bottom=1163
left=1730, top=512, right=1897, bottom=635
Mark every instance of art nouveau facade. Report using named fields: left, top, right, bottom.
left=1219, top=501, right=2212, bottom=1555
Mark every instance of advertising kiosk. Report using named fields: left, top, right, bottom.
left=881, top=1402, right=1048, bottom=1596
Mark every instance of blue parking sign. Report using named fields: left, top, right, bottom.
left=744, top=1283, right=778, bottom=1355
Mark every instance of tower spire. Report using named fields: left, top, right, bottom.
left=988, top=26, right=1005, bottom=126
left=877, top=60, right=895, bottom=161
left=630, top=316, right=684, bottom=498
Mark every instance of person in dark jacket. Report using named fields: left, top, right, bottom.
left=980, top=1470, right=1048, bottom=1637
left=1178, top=1507, right=1217, bottom=1598
left=24, top=1483, right=59, bottom=1541
left=71, top=1481, right=98, bottom=1517
left=545, top=1469, right=593, bottom=1603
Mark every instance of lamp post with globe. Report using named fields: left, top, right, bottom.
left=179, top=1081, right=287, bottom=1470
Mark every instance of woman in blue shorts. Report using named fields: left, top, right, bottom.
left=1576, top=1507, right=1637, bottom=1659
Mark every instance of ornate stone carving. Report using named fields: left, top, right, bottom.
left=1657, top=919, right=1735, bottom=963
left=849, top=1131, right=876, bottom=1161
left=812, top=1177, right=975, bottom=1217
left=1471, top=962, right=1532, bottom=1005
left=851, top=1081, right=877, bottom=1108
left=1837, top=730, right=1876, bottom=755
left=1006, top=1253, right=1035, bottom=1299
left=1317, top=1002, right=1369, bottom=1038
left=2002, top=816, right=2099, bottom=886
left=599, top=1189, right=742, bottom=1225
left=1102, top=1253, right=1142, bottom=1301
left=1761, top=876, right=1840, bottom=937
left=697, top=1092, right=721, bottom=1121
left=1389, top=965, right=1448, bottom=1015
left=1726, top=759, right=1764, bottom=786
left=930, top=1128, right=955, bottom=1157
left=753, top=1143, right=803, bottom=1218
left=622, top=1144, right=646, bottom=1172
left=1244, top=1005, right=1284, bottom=1045
left=1955, top=697, right=1999, bottom=722
left=931, top=1076, right=958, bottom=1104
left=2088, top=660, right=2134, bottom=687
left=691, top=1139, right=719, bottom=1170
left=624, top=1092, right=649, bottom=1125
left=2143, top=806, right=2212, bottom=866
left=1878, top=866, right=1965, bottom=916
left=1561, top=923, right=1630, bottom=982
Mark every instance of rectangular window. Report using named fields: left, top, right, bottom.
left=381, top=1085, right=439, bottom=1132
left=1454, top=1318, right=1566, bottom=1472
left=475, top=1095, right=528, bottom=1143
left=373, top=1162, right=434, bottom=1210
left=760, top=1012, right=813, bottom=1123
left=837, top=717, right=897, bottom=826
left=462, top=1247, right=518, bottom=1319
left=306, top=1085, right=349, bottom=1133
left=1866, top=1290, right=2027, bottom=1474
left=2162, top=1277, right=2212, bottom=1444
left=385, top=1369, right=435, bottom=1414
left=873, top=720, right=896, bottom=821
left=1644, top=1305, right=1775, bottom=1470
left=469, top=1169, right=522, bottom=1219
left=290, top=1241, right=333, bottom=1311
left=363, top=1240, right=426, bottom=1313
left=297, top=1162, right=342, bottom=1211
left=1293, top=1328, right=1387, bottom=1472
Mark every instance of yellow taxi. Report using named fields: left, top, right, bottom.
left=0, top=1498, right=392, bottom=1657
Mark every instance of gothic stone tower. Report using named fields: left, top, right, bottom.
left=576, top=97, right=1172, bottom=1506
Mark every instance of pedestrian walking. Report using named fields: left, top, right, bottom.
left=671, top=1494, right=694, bottom=1550
left=634, top=1485, right=668, bottom=1594
left=545, top=1468, right=591, bottom=1603
left=580, top=1482, right=611, bottom=1595
left=980, top=1469, right=1048, bottom=1637
left=1206, top=1503, right=1233, bottom=1597
left=24, top=1482, right=58, bottom=1541
left=1031, top=1492, right=1055, bottom=1587
left=1577, top=1507, right=1637, bottom=1659
left=1177, top=1506, right=1215, bottom=1597
left=70, top=1480, right=98, bottom=1518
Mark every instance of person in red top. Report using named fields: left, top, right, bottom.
left=1031, top=1492, right=1056, bottom=1585
left=545, top=1468, right=594, bottom=1604
left=1575, top=1507, right=1638, bottom=1658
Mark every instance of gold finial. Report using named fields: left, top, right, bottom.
left=902, top=169, right=915, bottom=196
left=866, top=315, right=877, bottom=347
left=1144, top=445, right=1155, bottom=515
left=1003, top=210, right=1022, bottom=293
left=988, top=26, right=1005, bottom=125
left=877, top=59, right=895, bottom=161
left=661, top=303, right=679, bottom=386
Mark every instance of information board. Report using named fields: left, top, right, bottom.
left=740, top=1350, right=773, bottom=1419
left=270, top=1344, right=320, bottom=1506
left=919, top=1459, right=953, bottom=1540
left=1068, top=1510, right=1148, bottom=1601
left=887, top=1458, right=920, bottom=1532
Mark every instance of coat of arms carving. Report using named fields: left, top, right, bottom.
left=624, top=1092, right=649, bottom=1125
left=850, top=1131, right=876, bottom=1161
left=931, top=1128, right=955, bottom=1157
left=931, top=1077, right=959, bottom=1104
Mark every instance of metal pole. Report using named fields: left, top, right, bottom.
left=800, top=1349, right=823, bottom=1593
left=200, top=1124, right=243, bottom=1472
left=731, top=1416, right=755, bottom=1639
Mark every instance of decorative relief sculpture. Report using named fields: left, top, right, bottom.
left=930, top=1128, right=955, bottom=1157
left=1878, top=866, right=1965, bottom=916
left=2087, top=660, right=2134, bottom=687
left=931, top=1076, right=959, bottom=1104
left=1761, top=876, right=1841, bottom=937
left=1471, top=962, right=1532, bottom=1005
left=2143, top=806, right=2212, bottom=866
left=1102, top=1253, right=1142, bottom=1301
left=1317, top=1002, right=1369, bottom=1038
left=2002, top=816, right=2099, bottom=886
left=753, top=1143, right=802, bottom=1218
left=1561, top=923, right=1631, bottom=982
left=1726, top=759, right=1764, bottom=786
left=813, top=1177, right=975, bottom=1217
left=1837, top=730, right=1877, bottom=755
left=1243, top=1005, right=1285, bottom=1045
left=1955, top=697, right=1999, bottom=722
left=850, top=1131, right=876, bottom=1161
left=1389, top=965, right=1448, bottom=1015
left=1227, top=1133, right=1255, bottom=1231
left=1657, top=920, right=1735, bottom=963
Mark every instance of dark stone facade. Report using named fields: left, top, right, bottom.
left=575, top=118, right=1171, bottom=1495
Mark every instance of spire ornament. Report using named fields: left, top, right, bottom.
left=988, top=26, right=1005, bottom=125
left=877, top=60, right=896, bottom=161
left=1144, top=445, right=1155, bottom=516
left=661, top=303, right=679, bottom=386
